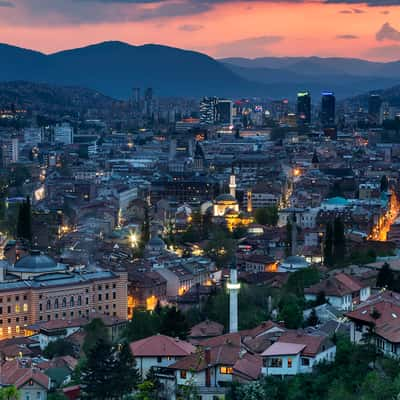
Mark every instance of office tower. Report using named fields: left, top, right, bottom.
left=216, top=99, right=233, bottom=126
left=131, top=88, right=141, bottom=113
left=144, top=88, right=154, bottom=119
left=297, top=91, right=311, bottom=125
left=321, top=91, right=336, bottom=126
left=368, top=94, right=383, bottom=125
left=54, top=123, right=73, bottom=145
left=23, top=127, right=43, bottom=147
left=199, top=97, right=218, bottom=125
left=1, top=137, right=19, bottom=167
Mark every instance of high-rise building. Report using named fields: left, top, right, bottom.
left=368, top=94, right=383, bottom=125
left=144, top=88, right=154, bottom=119
left=199, top=97, right=218, bottom=125
left=216, top=99, right=233, bottom=126
left=321, top=92, right=335, bottom=126
left=131, top=87, right=141, bottom=113
left=1, top=137, right=19, bottom=167
left=54, top=123, right=73, bottom=145
left=297, top=91, right=311, bottom=125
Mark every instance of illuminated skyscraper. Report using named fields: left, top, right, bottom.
left=321, top=91, right=335, bottom=126
left=297, top=91, right=311, bottom=125
left=199, top=97, right=218, bottom=125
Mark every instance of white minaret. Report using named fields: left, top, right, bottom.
left=227, top=261, right=240, bottom=333
left=229, top=167, right=237, bottom=198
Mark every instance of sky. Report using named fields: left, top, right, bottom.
left=1, top=0, right=400, bottom=61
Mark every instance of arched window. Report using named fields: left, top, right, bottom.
left=62, top=297, right=67, bottom=308
left=70, top=297, right=74, bottom=307
left=54, top=299, right=59, bottom=309
left=46, top=300, right=51, bottom=311
left=77, top=296, right=82, bottom=306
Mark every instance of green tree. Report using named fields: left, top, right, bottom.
left=279, top=295, right=303, bottom=329
left=306, top=308, right=319, bottom=327
left=0, top=386, right=20, bottom=400
left=82, top=318, right=109, bottom=355
left=134, top=381, right=156, bottom=400
left=123, top=309, right=160, bottom=342
left=376, top=262, right=394, bottom=289
left=333, top=217, right=346, bottom=265
left=160, top=307, right=189, bottom=339
left=80, top=338, right=116, bottom=400
left=254, top=207, right=278, bottom=226
left=111, top=343, right=140, bottom=398
left=324, top=223, right=333, bottom=267
left=16, top=196, right=32, bottom=242
left=204, top=230, right=235, bottom=268
left=43, top=339, right=74, bottom=359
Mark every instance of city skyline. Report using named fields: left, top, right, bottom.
left=1, top=0, right=400, bottom=61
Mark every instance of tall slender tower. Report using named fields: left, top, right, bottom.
left=227, top=259, right=240, bottom=333
left=229, top=167, right=237, bottom=198
left=247, top=189, right=253, bottom=213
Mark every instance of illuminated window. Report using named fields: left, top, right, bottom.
left=269, top=358, right=282, bottom=368
left=7, top=327, right=11, bottom=335
left=15, top=304, right=20, bottom=313
left=219, top=366, right=233, bottom=374
left=16, top=326, right=20, bottom=334
left=180, top=370, right=187, bottom=379
left=287, top=358, right=292, bottom=368
left=23, top=304, right=28, bottom=312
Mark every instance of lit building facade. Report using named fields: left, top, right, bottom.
left=0, top=251, right=127, bottom=339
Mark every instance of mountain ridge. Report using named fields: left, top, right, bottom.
left=1, top=41, right=400, bottom=99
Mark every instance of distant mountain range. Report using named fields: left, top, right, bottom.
left=221, top=57, right=400, bottom=99
left=2, top=41, right=400, bottom=100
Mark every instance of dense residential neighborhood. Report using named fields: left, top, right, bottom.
left=2, top=41, right=400, bottom=400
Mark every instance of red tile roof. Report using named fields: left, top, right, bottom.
left=276, top=331, right=331, bottom=357
left=346, top=301, right=400, bottom=343
left=305, top=273, right=364, bottom=297
left=189, top=320, right=224, bottom=338
left=129, top=335, right=195, bottom=357
left=0, top=360, right=50, bottom=390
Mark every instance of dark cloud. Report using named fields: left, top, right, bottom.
left=215, top=35, right=283, bottom=58
left=336, top=34, right=359, bottom=39
left=376, top=22, right=400, bottom=41
left=0, top=1, right=14, bottom=6
left=179, top=24, right=204, bottom=31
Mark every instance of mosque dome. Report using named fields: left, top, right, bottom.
left=13, top=250, right=67, bottom=273
left=216, top=194, right=237, bottom=203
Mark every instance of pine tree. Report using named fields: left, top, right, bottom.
left=16, top=196, right=32, bottom=242
left=380, top=175, right=389, bottom=192
left=80, top=337, right=116, bottom=400
left=377, top=262, right=394, bottom=289
left=160, top=307, right=189, bottom=339
left=112, top=343, right=140, bottom=398
left=333, top=217, right=346, bottom=265
left=324, top=223, right=334, bottom=267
